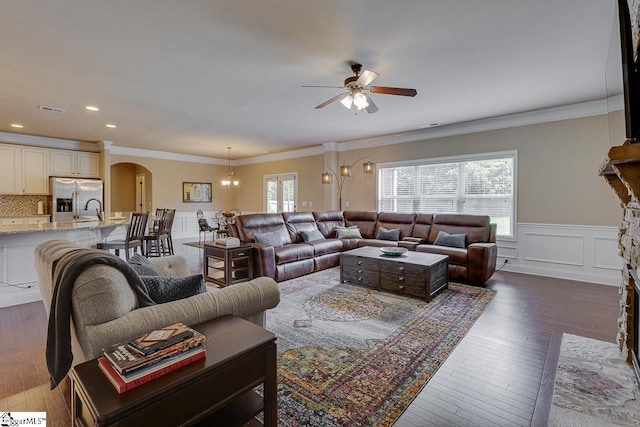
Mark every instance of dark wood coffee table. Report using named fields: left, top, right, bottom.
left=340, top=246, right=449, bottom=302
left=70, top=316, right=277, bottom=426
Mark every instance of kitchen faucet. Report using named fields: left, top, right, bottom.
left=84, top=198, right=103, bottom=221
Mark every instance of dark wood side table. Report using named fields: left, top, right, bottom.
left=70, top=316, right=277, bottom=427
left=203, top=243, right=254, bottom=287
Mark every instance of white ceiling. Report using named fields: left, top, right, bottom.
left=0, top=0, right=618, bottom=160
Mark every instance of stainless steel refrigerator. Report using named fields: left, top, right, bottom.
left=50, top=177, right=104, bottom=222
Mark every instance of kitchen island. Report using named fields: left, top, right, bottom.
left=0, top=218, right=129, bottom=308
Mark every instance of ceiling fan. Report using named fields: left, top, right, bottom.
left=303, top=63, right=417, bottom=114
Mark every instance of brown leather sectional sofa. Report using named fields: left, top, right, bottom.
left=229, top=210, right=498, bottom=285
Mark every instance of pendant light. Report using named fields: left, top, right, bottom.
left=221, top=147, right=239, bottom=188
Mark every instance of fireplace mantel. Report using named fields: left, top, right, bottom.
left=600, top=140, right=640, bottom=381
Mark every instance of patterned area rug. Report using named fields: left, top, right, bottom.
left=549, top=334, right=640, bottom=426
left=265, top=267, right=496, bottom=427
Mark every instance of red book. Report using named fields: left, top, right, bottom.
left=98, top=345, right=206, bottom=393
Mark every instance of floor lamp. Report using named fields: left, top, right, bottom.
left=321, top=157, right=376, bottom=210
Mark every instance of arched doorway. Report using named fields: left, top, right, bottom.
left=110, top=163, right=152, bottom=214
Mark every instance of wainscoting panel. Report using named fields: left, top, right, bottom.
left=498, top=223, right=622, bottom=286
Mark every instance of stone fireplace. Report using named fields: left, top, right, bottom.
left=600, top=142, right=640, bottom=383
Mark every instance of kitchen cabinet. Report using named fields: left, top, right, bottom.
left=21, top=147, right=48, bottom=194
left=0, top=145, right=48, bottom=194
left=49, top=150, right=100, bottom=178
left=1, top=218, right=25, bottom=226
left=0, top=145, right=19, bottom=194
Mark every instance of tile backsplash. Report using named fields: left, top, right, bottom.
left=0, top=195, right=49, bottom=216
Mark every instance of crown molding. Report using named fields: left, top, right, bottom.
left=1, top=95, right=624, bottom=164
left=337, top=96, right=623, bottom=152
left=110, top=145, right=228, bottom=165
left=0, top=131, right=100, bottom=152
left=234, top=145, right=324, bottom=166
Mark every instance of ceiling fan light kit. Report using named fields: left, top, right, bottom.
left=305, top=63, right=417, bottom=114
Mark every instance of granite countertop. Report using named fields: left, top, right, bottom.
left=0, top=214, right=52, bottom=218
left=0, top=218, right=129, bottom=235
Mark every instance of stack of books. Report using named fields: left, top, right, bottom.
left=99, top=322, right=206, bottom=393
left=215, top=237, right=241, bottom=248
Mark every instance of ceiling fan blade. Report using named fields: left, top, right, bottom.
left=365, top=95, right=378, bottom=114
left=315, top=93, right=348, bottom=109
left=370, top=86, right=417, bottom=97
left=302, top=85, right=345, bottom=89
left=356, top=70, right=379, bottom=87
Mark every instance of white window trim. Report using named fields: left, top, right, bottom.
left=376, top=150, right=518, bottom=239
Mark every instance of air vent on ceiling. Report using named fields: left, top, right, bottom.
left=38, top=105, right=65, bottom=113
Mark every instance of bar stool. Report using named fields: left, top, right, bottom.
left=97, top=212, right=149, bottom=260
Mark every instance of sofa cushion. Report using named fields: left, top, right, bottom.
left=376, top=212, right=416, bottom=239
left=300, top=229, right=326, bottom=242
left=254, top=231, right=285, bottom=248
left=428, top=214, right=490, bottom=245
left=344, top=210, right=378, bottom=238
left=376, top=226, right=401, bottom=241
left=283, top=212, right=319, bottom=243
left=416, top=244, right=468, bottom=265
left=433, top=231, right=466, bottom=248
left=306, top=238, right=343, bottom=256
left=274, top=243, right=314, bottom=264
left=336, top=227, right=363, bottom=239
left=141, top=274, right=207, bottom=304
left=128, top=253, right=162, bottom=276
left=313, top=210, right=345, bottom=238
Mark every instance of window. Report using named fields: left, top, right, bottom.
left=378, top=151, right=516, bottom=238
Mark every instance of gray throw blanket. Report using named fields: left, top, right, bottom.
left=47, top=249, right=156, bottom=389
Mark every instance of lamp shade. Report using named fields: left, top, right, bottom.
left=321, top=172, right=333, bottom=184
left=363, top=161, right=376, bottom=174
left=340, top=164, right=352, bottom=177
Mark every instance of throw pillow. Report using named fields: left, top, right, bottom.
left=128, top=253, right=162, bottom=276
left=300, top=229, right=326, bottom=242
left=253, top=231, right=284, bottom=248
left=336, top=228, right=363, bottom=239
left=376, top=226, right=401, bottom=241
left=433, top=231, right=466, bottom=248
left=141, top=274, right=207, bottom=304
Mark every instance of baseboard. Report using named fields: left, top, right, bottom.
left=0, top=287, right=42, bottom=308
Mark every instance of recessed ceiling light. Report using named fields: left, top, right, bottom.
left=11, top=123, right=24, bottom=128
left=105, top=123, right=117, bottom=128
left=85, top=105, right=100, bottom=111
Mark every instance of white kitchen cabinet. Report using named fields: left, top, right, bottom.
left=24, top=216, right=50, bottom=224
left=0, top=145, right=20, bottom=194
left=21, top=147, right=48, bottom=194
left=1, top=218, right=25, bottom=225
left=49, top=149, right=100, bottom=178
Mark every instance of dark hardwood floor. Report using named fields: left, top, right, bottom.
left=0, top=240, right=619, bottom=426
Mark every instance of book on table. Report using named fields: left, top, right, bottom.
left=214, top=237, right=241, bottom=248
left=102, top=322, right=206, bottom=375
left=98, top=344, right=206, bottom=393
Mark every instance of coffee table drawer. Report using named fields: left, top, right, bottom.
left=380, top=272, right=427, bottom=298
left=341, top=255, right=376, bottom=268
left=380, top=261, right=425, bottom=277
left=342, top=265, right=378, bottom=284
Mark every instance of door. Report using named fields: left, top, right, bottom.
left=263, top=173, right=297, bottom=213
left=135, top=174, right=146, bottom=213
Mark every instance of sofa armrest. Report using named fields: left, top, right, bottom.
left=467, top=243, right=497, bottom=284
left=78, top=276, right=280, bottom=361
left=251, top=243, right=276, bottom=280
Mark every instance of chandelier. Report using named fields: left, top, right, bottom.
left=221, top=146, right=239, bottom=188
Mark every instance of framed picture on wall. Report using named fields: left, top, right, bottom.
left=182, top=182, right=212, bottom=203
